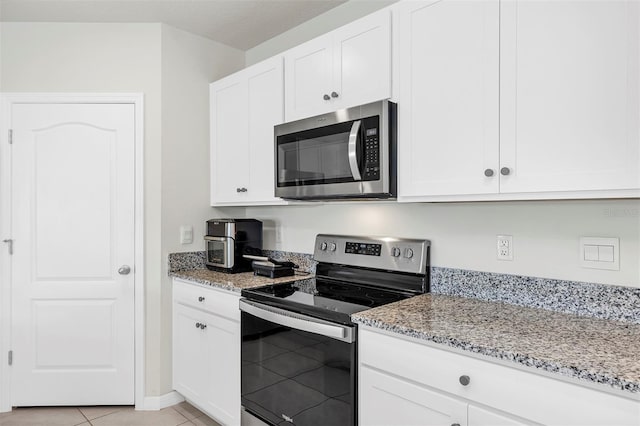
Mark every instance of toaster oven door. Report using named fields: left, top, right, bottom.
left=205, top=236, right=234, bottom=269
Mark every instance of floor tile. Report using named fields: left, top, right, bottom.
left=78, top=406, right=128, bottom=420
left=171, top=402, right=204, bottom=421
left=90, top=406, right=188, bottom=426
left=190, top=415, right=222, bottom=426
left=0, top=407, right=86, bottom=426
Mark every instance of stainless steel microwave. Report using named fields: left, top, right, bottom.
left=274, top=100, right=397, bottom=200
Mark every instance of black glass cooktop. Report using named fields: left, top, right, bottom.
left=241, top=278, right=412, bottom=325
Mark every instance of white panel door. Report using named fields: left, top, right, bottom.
left=247, top=57, right=284, bottom=204
left=284, top=35, right=334, bottom=121
left=11, top=103, right=135, bottom=405
left=359, top=365, right=467, bottom=426
left=333, top=9, right=391, bottom=111
left=500, top=0, right=640, bottom=193
left=397, top=0, right=500, bottom=198
left=210, top=77, right=249, bottom=204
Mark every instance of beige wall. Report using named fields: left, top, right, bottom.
left=159, top=24, right=244, bottom=393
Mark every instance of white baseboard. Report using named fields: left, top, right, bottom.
left=138, top=391, right=185, bottom=411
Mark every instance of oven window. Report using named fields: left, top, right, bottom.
left=277, top=121, right=359, bottom=187
left=206, top=240, right=226, bottom=265
left=241, top=312, right=355, bottom=426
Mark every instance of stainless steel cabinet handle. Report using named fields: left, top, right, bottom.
left=198, top=296, right=205, bottom=302
left=484, top=168, right=494, bottom=177
left=331, top=91, right=339, bottom=98
left=323, top=94, right=330, bottom=100
left=500, top=167, right=511, bottom=176
left=459, top=375, right=470, bottom=386
left=118, top=265, right=131, bottom=275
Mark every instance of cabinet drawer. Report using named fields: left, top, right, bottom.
left=359, top=328, right=639, bottom=426
left=173, top=279, right=241, bottom=321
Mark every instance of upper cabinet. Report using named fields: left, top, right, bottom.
left=499, top=0, right=639, bottom=195
left=210, top=57, right=287, bottom=206
left=397, top=0, right=500, bottom=198
left=398, top=0, right=640, bottom=201
left=284, top=9, right=392, bottom=121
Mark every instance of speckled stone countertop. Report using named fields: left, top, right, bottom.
left=352, top=293, right=640, bottom=394
left=170, top=268, right=312, bottom=293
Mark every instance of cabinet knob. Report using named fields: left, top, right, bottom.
left=195, top=322, right=201, bottom=328
left=323, top=94, right=331, bottom=101
left=331, top=91, right=339, bottom=98
left=451, top=424, right=461, bottom=426
left=200, top=324, right=207, bottom=330
left=500, top=167, right=511, bottom=176
left=236, top=187, right=248, bottom=193
left=459, top=375, right=470, bottom=386
left=198, top=296, right=205, bottom=302
left=484, top=168, right=494, bottom=177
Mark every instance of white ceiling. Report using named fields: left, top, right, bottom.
left=0, top=0, right=348, bottom=50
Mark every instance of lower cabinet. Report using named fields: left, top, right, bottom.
left=359, top=328, right=639, bottom=426
left=172, top=279, right=240, bottom=426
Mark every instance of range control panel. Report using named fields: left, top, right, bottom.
left=314, top=234, right=430, bottom=275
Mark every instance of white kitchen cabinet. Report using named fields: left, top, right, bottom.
left=172, top=279, right=241, bottom=426
left=284, top=8, right=391, bottom=121
left=210, top=56, right=286, bottom=206
left=397, top=0, right=500, bottom=198
left=398, top=0, right=640, bottom=201
left=499, top=0, right=639, bottom=194
left=359, top=327, right=640, bottom=426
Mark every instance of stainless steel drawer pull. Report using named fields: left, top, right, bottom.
left=331, top=91, right=339, bottom=98
left=323, top=94, right=330, bottom=100
left=484, top=168, right=494, bottom=177
left=459, top=375, right=470, bottom=386
left=198, top=296, right=205, bottom=302
left=500, top=167, right=511, bottom=176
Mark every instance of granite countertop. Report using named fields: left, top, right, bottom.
left=170, top=268, right=312, bottom=293
left=352, top=293, right=640, bottom=395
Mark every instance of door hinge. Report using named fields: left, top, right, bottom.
left=8, top=350, right=12, bottom=366
left=8, top=129, right=13, bottom=144
left=2, top=239, right=13, bottom=255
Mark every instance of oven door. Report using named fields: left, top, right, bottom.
left=204, top=236, right=234, bottom=269
left=239, top=299, right=356, bottom=426
left=275, top=100, right=393, bottom=200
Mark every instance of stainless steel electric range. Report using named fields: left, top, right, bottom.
left=239, top=234, right=431, bottom=426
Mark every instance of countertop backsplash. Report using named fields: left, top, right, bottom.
left=168, top=250, right=639, bottom=324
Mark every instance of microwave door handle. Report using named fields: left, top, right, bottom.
left=348, top=120, right=362, bottom=181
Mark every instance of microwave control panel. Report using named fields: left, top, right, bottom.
left=363, top=116, right=380, bottom=181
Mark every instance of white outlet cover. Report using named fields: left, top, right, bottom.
left=496, top=235, right=513, bottom=261
left=180, top=225, right=194, bottom=244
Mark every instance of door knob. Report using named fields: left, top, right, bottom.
left=118, top=265, right=131, bottom=275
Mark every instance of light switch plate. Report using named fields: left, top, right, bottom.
left=580, top=237, right=619, bottom=270
left=180, top=225, right=194, bottom=245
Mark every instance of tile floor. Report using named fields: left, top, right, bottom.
left=0, top=401, right=221, bottom=426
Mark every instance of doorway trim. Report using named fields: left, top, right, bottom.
left=0, top=93, right=145, bottom=412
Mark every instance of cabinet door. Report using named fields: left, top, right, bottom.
left=500, top=0, right=640, bottom=193
left=201, top=312, right=241, bottom=426
left=468, top=405, right=530, bottom=426
left=332, top=9, right=392, bottom=111
left=173, top=303, right=209, bottom=403
left=246, top=57, right=284, bottom=204
left=359, top=365, right=467, bottom=426
left=284, top=35, right=334, bottom=121
left=210, top=76, right=249, bottom=204
left=397, top=0, right=500, bottom=199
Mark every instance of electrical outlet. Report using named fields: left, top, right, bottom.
left=275, top=227, right=283, bottom=244
left=496, top=235, right=513, bottom=261
left=180, top=225, right=193, bottom=244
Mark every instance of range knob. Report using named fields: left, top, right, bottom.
left=320, top=242, right=328, bottom=251
left=391, top=247, right=401, bottom=257
left=329, top=243, right=337, bottom=252
left=404, top=248, right=414, bottom=259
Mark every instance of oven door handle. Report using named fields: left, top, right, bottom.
left=239, top=299, right=355, bottom=343
left=347, top=120, right=362, bottom=182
